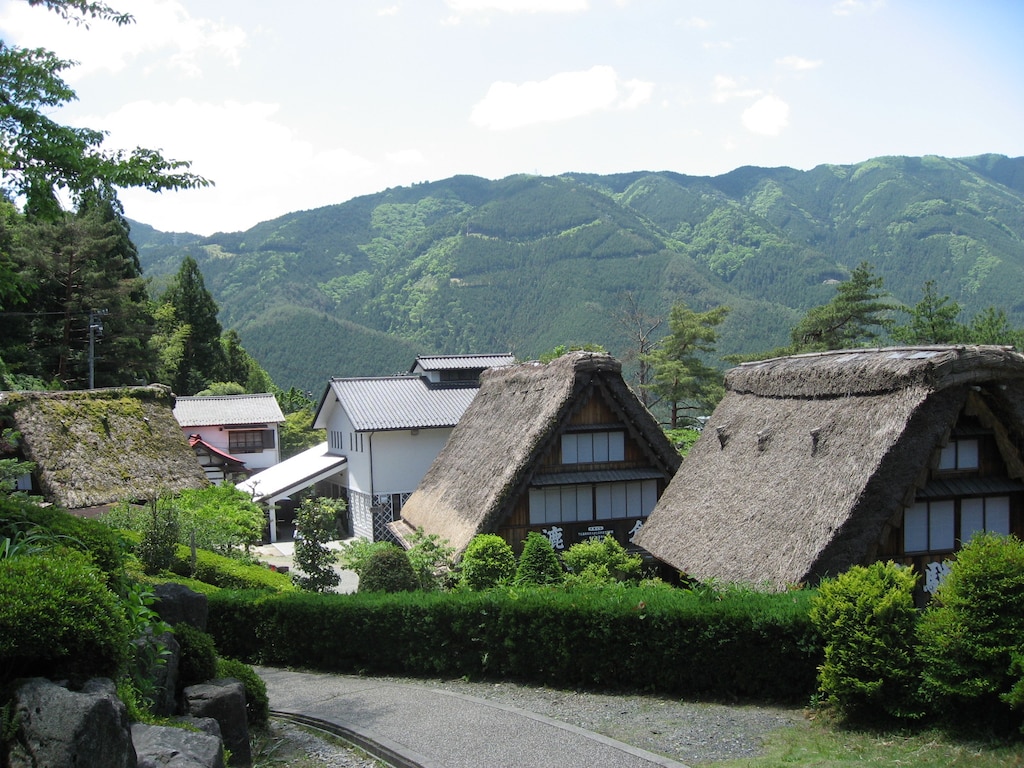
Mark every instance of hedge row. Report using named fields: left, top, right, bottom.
left=208, top=585, right=820, bottom=702
left=169, top=545, right=294, bottom=592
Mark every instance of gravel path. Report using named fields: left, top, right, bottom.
left=260, top=675, right=806, bottom=767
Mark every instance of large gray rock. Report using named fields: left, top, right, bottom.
left=8, top=677, right=136, bottom=768
left=183, top=679, right=251, bottom=767
left=132, top=722, right=225, bottom=768
left=154, top=582, right=209, bottom=631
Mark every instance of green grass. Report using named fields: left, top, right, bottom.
left=713, top=717, right=1024, bottom=767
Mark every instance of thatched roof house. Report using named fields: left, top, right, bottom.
left=1, top=385, right=208, bottom=512
left=635, top=345, right=1024, bottom=590
left=392, top=351, right=681, bottom=555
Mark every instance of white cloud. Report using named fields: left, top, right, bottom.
left=832, top=0, right=885, bottom=16
left=680, top=16, right=711, bottom=30
left=378, top=5, right=400, bottom=16
left=445, top=0, right=588, bottom=12
left=742, top=94, right=790, bottom=136
left=93, top=99, right=375, bottom=234
left=386, top=149, right=427, bottom=166
left=0, top=0, right=246, bottom=79
left=470, top=66, right=653, bottom=130
left=711, top=75, right=761, bottom=104
left=777, top=55, right=822, bottom=71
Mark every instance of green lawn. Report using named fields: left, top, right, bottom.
left=714, top=718, right=1024, bottom=767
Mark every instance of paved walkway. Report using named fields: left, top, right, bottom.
left=253, top=540, right=359, bottom=593
left=258, top=668, right=690, bottom=768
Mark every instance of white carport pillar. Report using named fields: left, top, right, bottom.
left=266, top=495, right=285, bottom=544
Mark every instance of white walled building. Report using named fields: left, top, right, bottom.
left=238, top=354, right=513, bottom=542
left=173, top=393, right=285, bottom=482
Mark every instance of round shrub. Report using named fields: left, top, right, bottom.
left=174, top=623, right=218, bottom=691
left=918, top=532, right=1024, bottom=727
left=809, top=561, right=922, bottom=720
left=217, top=657, right=269, bottom=727
left=515, top=531, right=563, bottom=586
left=459, top=534, right=515, bottom=591
left=357, top=544, right=418, bottom=593
left=0, top=550, right=129, bottom=686
left=561, top=535, right=642, bottom=584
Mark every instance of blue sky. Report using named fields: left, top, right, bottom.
left=1, top=0, right=1022, bottom=235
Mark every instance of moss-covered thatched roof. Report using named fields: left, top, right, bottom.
left=395, top=351, right=681, bottom=553
left=634, top=346, right=1024, bottom=589
left=1, top=385, right=208, bottom=510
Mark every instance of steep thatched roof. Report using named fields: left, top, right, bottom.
left=1, top=385, right=208, bottom=510
left=395, top=351, right=681, bottom=553
left=635, top=345, right=1024, bottom=589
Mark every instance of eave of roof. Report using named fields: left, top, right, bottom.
left=235, top=442, right=347, bottom=503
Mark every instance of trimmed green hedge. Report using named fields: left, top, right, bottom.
left=208, top=586, right=819, bottom=702
left=169, top=545, right=294, bottom=592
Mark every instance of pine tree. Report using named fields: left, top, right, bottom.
left=791, top=262, right=892, bottom=352
left=642, top=302, right=729, bottom=429
left=891, top=280, right=964, bottom=345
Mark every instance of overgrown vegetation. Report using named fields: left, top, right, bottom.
left=810, top=535, right=1024, bottom=735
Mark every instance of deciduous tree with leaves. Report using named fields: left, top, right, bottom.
left=1, top=0, right=208, bottom=220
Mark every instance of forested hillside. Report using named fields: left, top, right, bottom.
left=134, top=154, right=1024, bottom=395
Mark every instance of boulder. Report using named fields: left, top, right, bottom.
left=8, top=677, right=136, bottom=768
left=183, top=679, right=251, bottom=767
left=154, top=582, right=209, bottom=631
left=132, top=722, right=225, bottom=768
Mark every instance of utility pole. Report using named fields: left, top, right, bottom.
left=88, top=309, right=107, bottom=389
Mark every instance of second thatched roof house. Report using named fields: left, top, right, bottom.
left=635, top=345, right=1024, bottom=592
left=0, top=385, right=208, bottom=513
left=391, top=351, right=682, bottom=555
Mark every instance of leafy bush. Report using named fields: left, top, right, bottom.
left=174, top=623, right=218, bottom=691
left=358, top=544, right=418, bottom=593
left=404, top=527, right=455, bottom=591
left=918, top=533, right=1024, bottom=728
left=217, top=657, right=269, bottom=727
left=809, top=561, right=922, bottom=720
left=104, top=486, right=264, bottom=556
left=0, top=550, right=129, bottom=686
left=515, top=532, right=564, bottom=586
left=175, top=485, right=265, bottom=553
left=336, top=538, right=394, bottom=576
left=459, top=534, right=515, bottom=590
left=137, top=502, right=180, bottom=575
left=561, top=535, right=642, bottom=585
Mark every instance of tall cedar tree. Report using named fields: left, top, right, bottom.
left=642, top=302, right=729, bottom=429
left=791, top=261, right=891, bottom=352
left=159, top=256, right=225, bottom=395
left=5, top=202, right=154, bottom=387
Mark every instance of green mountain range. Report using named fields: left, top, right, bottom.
left=132, top=153, right=1024, bottom=395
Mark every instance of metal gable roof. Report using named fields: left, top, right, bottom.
left=328, top=376, right=480, bottom=431
left=410, top=353, right=515, bottom=372
left=173, top=393, right=285, bottom=428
